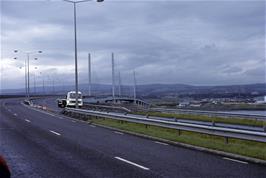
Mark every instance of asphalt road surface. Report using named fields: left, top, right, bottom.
left=1, top=98, right=266, bottom=178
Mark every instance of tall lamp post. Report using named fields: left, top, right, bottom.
left=33, top=66, right=38, bottom=95
left=14, top=50, right=42, bottom=100
left=13, top=56, right=27, bottom=99
left=39, top=72, right=46, bottom=95
left=63, top=0, right=104, bottom=108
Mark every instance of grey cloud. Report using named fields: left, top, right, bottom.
left=1, top=0, right=265, bottom=89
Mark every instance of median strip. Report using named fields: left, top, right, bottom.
left=49, top=130, right=61, bottom=136
left=223, top=157, right=248, bottom=164
left=115, top=156, right=150, bottom=170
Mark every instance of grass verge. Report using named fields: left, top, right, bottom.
left=92, top=118, right=266, bottom=160
left=135, top=111, right=266, bottom=128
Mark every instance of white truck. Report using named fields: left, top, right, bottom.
left=57, top=91, right=83, bottom=108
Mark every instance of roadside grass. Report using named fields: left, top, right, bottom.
left=92, top=118, right=266, bottom=160
left=134, top=111, right=266, bottom=127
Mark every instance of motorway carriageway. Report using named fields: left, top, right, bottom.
left=0, top=98, right=266, bottom=178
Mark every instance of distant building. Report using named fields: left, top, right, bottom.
left=178, top=101, right=190, bottom=108
left=254, top=96, right=266, bottom=104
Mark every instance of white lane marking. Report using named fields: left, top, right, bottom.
left=25, top=119, right=31, bottom=123
left=114, top=131, right=124, bottom=135
left=154, top=141, right=168, bottom=146
left=13, top=113, right=17, bottom=116
left=71, top=120, right=76, bottom=123
left=49, top=130, right=61, bottom=136
left=45, top=112, right=56, bottom=117
left=90, top=125, right=96, bottom=128
left=223, top=157, right=248, bottom=164
left=115, top=157, right=149, bottom=170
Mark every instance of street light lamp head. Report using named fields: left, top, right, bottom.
left=96, top=0, right=104, bottom=2
left=34, top=58, right=38, bottom=60
left=14, top=50, right=18, bottom=53
left=38, top=51, right=42, bottom=53
left=14, top=57, right=17, bottom=60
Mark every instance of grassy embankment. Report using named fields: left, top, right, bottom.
left=134, top=111, right=266, bottom=127
left=91, top=117, right=266, bottom=160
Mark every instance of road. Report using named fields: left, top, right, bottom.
left=1, top=98, right=266, bottom=178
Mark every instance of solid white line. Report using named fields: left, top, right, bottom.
left=25, top=119, right=31, bottom=123
left=154, top=141, right=168, bottom=146
left=223, top=157, right=248, bottom=164
left=114, top=131, right=124, bottom=135
left=49, top=130, right=61, bottom=136
left=115, top=157, right=150, bottom=170
left=90, top=125, right=96, bottom=128
left=71, top=120, right=76, bottom=122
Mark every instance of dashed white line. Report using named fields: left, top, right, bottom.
left=49, top=130, right=61, bottom=136
left=90, top=125, right=96, bottom=128
left=223, top=157, right=248, bottom=164
left=13, top=113, right=17, bottom=116
left=154, top=141, right=168, bottom=146
left=114, top=131, right=124, bottom=135
left=71, top=120, right=76, bottom=123
left=25, top=119, right=31, bottom=123
left=115, top=157, right=150, bottom=170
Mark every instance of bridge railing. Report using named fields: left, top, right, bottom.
left=63, top=107, right=266, bottom=143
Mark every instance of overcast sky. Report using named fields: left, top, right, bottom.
left=1, top=0, right=265, bottom=89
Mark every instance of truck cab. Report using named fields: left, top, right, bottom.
left=66, top=91, right=83, bottom=107
left=57, top=91, right=83, bottom=108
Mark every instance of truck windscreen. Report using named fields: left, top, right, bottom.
left=69, top=93, right=82, bottom=99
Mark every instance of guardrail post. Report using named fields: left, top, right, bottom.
left=177, top=129, right=181, bottom=136
left=174, top=117, right=178, bottom=122
left=145, top=124, right=148, bottom=129
left=212, top=120, right=215, bottom=126
left=146, top=114, right=149, bottom=118
left=224, top=137, right=229, bottom=144
left=263, top=125, right=266, bottom=132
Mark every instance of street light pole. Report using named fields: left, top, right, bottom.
left=88, top=53, right=91, bottom=96
left=63, top=0, right=104, bottom=108
left=133, top=70, right=136, bottom=104
left=33, top=67, right=38, bottom=95
left=25, top=58, right=28, bottom=98
left=27, top=53, right=30, bottom=98
left=18, top=51, right=42, bottom=100
left=34, top=72, right=36, bottom=95
left=112, top=53, right=115, bottom=103
left=13, top=56, right=28, bottom=99
left=73, top=2, right=79, bottom=108
left=40, top=72, right=45, bottom=95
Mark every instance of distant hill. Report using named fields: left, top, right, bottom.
left=1, top=83, right=265, bottom=98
